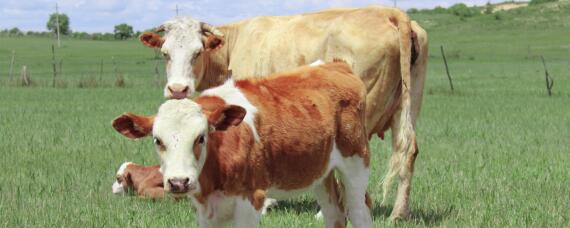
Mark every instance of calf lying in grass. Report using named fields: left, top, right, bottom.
left=112, top=162, right=164, bottom=198
left=112, top=62, right=371, bottom=227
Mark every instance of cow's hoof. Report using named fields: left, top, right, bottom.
left=389, top=210, right=411, bottom=222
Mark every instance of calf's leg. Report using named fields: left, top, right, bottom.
left=313, top=172, right=346, bottom=228
left=233, top=197, right=261, bottom=228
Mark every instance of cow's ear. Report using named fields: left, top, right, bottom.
left=204, top=35, right=224, bottom=51
left=208, top=105, right=246, bottom=131
left=140, top=32, right=164, bottom=48
left=112, top=113, right=155, bottom=139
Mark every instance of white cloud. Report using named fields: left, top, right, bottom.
left=0, top=0, right=525, bottom=33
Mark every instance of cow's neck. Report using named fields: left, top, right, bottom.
left=198, top=25, right=239, bottom=91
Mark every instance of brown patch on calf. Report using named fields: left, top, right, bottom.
left=140, top=32, right=164, bottom=48
left=121, top=164, right=164, bottom=198
left=195, top=96, right=246, bottom=130
left=112, top=113, right=155, bottom=139
left=365, top=192, right=373, bottom=210
left=249, top=190, right=266, bottom=211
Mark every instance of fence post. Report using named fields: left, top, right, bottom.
left=59, top=59, right=63, bottom=78
left=440, top=45, right=454, bottom=92
left=21, top=65, right=30, bottom=86
left=9, top=50, right=15, bottom=81
left=51, top=45, right=57, bottom=87
left=540, top=56, right=554, bottom=96
left=99, top=59, right=104, bottom=83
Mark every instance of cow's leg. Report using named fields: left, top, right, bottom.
left=337, top=157, right=372, bottom=228
left=382, top=108, right=418, bottom=221
left=233, top=197, right=261, bottom=228
left=313, top=172, right=346, bottom=228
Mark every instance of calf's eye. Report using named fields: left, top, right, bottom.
left=197, top=135, right=204, bottom=144
left=153, top=137, right=163, bottom=146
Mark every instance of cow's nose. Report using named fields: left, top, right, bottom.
left=168, top=178, right=190, bottom=193
left=168, top=84, right=189, bottom=99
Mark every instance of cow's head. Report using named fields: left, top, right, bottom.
left=140, top=17, right=224, bottom=99
left=112, top=99, right=245, bottom=196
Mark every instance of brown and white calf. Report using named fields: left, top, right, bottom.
left=112, top=162, right=164, bottom=198
left=113, top=62, right=371, bottom=227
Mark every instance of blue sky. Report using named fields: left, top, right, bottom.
left=0, top=0, right=521, bottom=33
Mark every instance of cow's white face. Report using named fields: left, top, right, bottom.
left=160, top=19, right=203, bottom=99
left=140, top=17, right=224, bottom=99
left=152, top=99, right=209, bottom=195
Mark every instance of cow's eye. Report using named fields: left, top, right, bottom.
left=162, top=52, right=170, bottom=60
left=197, top=135, right=204, bottom=144
left=153, top=137, right=163, bottom=146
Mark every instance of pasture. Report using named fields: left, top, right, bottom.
left=1, top=3, right=570, bottom=227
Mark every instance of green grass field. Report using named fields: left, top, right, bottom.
left=1, top=2, right=569, bottom=227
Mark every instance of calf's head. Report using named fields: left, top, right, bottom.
left=112, top=162, right=133, bottom=194
left=112, top=99, right=245, bottom=196
left=140, top=17, right=225, bottom=99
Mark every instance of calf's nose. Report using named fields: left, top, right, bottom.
left=168, top=84, right=189, bottom=99
left=168, top=178, right=190, bottom=193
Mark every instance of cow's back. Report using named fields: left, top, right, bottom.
left=228, top=6, right=414, bottom=135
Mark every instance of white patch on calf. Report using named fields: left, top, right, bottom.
left=201, top=79, right=260, bottom=141
left=112, top=161, right=132, bottom=194
left=112, top=181, right=124, bottom=194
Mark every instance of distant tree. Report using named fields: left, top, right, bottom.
left=47, top=13, right=70, bottom=35
left=114, top=23, right=134, bottom=40
left=9, top=27, right=21, bottom=34
left=484, top=2, right=495, bottom=14
left=407, top=8, right=419, bottom=14
left=449, top=3, right=480, bottom=18
left=433, top=6, right=448, bottom=14
left=529, top=0, right=557, bottom=5
left=72, top=32, right=90, bottom=39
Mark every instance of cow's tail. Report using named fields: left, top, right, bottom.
left=380, top=15, right=417, bottom=205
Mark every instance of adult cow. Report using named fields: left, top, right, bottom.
left=140, top=6, right=428, bottom=220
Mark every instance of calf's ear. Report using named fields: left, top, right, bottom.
left=140, top=32, right=164, bottom=48
left=112, top=113, right=155, bottom=139
left=208, top=105, right=246, bottom=131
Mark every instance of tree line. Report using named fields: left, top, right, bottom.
left=1, top=13, right=144, bottom=41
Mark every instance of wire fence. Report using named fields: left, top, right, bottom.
left=0, top=51, right=166, bottom=88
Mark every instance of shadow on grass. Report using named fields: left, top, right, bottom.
left=269, top=199, right=453, bottom=225
left=373, top=204, right=454, bottom=225
left=270, top=199, right=319, bottom=214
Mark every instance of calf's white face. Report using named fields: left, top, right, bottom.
left=112, top=98, right=246, bottom=196
left=139, top=17, right=225, bottom=99
left=153, top=99, right=209, bottom=195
